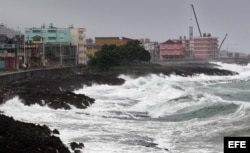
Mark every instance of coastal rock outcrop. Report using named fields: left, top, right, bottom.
left=0, top=114, right=71, bottom=153
left=0, top=63, right=239, bottom=153
left=16, top=89, right=95, bottom=109
left=0, top=73, right=125, bottom=109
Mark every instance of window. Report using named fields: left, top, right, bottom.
left=48, top=37, right=56, bottom=40
left=33, top=30, right=41, bottom=33
left=48, top=30, right=56, bottom=33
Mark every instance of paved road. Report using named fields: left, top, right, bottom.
left=0, top=66, right=78, bottom=76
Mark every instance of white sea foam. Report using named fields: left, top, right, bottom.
left=1, top=62, right=250, bottom=153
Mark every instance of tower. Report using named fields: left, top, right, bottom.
left=189, top=26, right=193, bottom=39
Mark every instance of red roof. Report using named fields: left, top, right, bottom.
left=161, top=39, right=182, bottom=44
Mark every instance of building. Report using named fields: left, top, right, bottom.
left=86, top=37, right=134, bottom=57
left=160, top=39, right=184, bottom=60
left=0, top=24, right=23, bottom=69
left=193, top=33, right=219, bottom=59
left=140, top=38, right=160, bottom=61
left=24, top=23, right=86, bottom=66
left=0, top=36, right=18, bottom=69
left=68, top=25, right=87, bottom=64
left=95, top=37, right=120, bottom=46
left=219, top=50, right=234, bottom=59
left=179, top=36, right=193, bottom=59
left=95, top=37, right=133, bottom=46
left=86, top=38, right=102, bottom=57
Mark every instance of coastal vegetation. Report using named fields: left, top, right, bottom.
left=87, top=40, right=151, bottom=71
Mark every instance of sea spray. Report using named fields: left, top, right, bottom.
left=1, top=62, right=250, bottom=153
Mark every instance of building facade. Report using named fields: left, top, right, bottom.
left=140, top=38, right=160, bottom=61
left=0, top=24, right=23, bottom=69
left=86, top=37, right=134, bottom=57
left=69, top=25, right=87, bottom=64
left=95, top=37, right=133, bottom=46
left=86, top=38, right=102, bottom=58
left=178, top=36, right=193, bottom=59
left=0, top=42, right=17, bottom=69
left=160, top=39, right=184, bottom=60
left=193, top=34, right=218, bottom=59
left=24, top=23, right=86, bottom=66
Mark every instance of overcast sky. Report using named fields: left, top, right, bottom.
left=1, top=0, right=250, bottom=53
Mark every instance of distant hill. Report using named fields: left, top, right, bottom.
left=0, top=24, right=23, bottom=38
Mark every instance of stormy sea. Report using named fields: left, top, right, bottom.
left=1, top=62, right=250, bottom=153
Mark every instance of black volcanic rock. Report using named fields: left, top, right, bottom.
left=0, top=64, right=237, bottom=109
left=16, top=89, right=95, bottom=109
left=0, top=73, right=125, bottom=109
left=70, top=142, right=84, bottom=150
left=0, top=114, right=70, bottom=153
left=0, top=63, right=239, bottom=153
left=0, top=87, right=95, bottom=110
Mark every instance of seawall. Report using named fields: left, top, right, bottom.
left=0, top=66, right=83, bottom=85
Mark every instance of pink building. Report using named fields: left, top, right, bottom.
left=193, top=34, right=219, bottom=59
left=160, top=39, right=184, bottom=60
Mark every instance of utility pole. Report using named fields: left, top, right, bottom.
left=42, top=30, right=45, bottom=67
left=24, top=35, right=26, bottom=64
left=75, top=44, right=78, bottom=65
left=42, top=37, right=45, bottom=66
left=15, top=38, right=19, bottom=70
left=60, top=40, right=62, bottom=66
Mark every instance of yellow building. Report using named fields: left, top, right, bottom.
left=86, top=37, right=134, bottom=57
left=95, top=37, right=134, bottom=46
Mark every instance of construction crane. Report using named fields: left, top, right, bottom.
left=191, top=4, right=202, bottom=37
left=219, top=34, right=228, bottom=50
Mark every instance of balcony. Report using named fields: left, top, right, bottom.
left=78, top=41, right=85, bottom=45
left=78, top=28, right=86, bottom=32
left=0, top=44, right=17, bottom=49
left=79, top=33, right=85, bottom=39
left=78, top=46, right=85, bottom=51
left=48, top=29, right=56, bottom=33
left=0, top=51, right=7, bottom=57
left=32, top=29, right=41, bottom=33
left=47, top=33, right=57, bottom=37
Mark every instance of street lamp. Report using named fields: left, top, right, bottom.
left=60, top=40, right=62, bottom=66
left=41, top=30, right=45, bottom=67
left=42, top=36, right=45, bottom=66
left=60, top=35, right=63, bottom=66
left=23, top=35, right=26, bottom=64
left=75, top=43, right=78, bottom=65
left=59, top=31, right=68, bottom=66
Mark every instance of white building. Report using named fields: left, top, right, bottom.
left=140, top=38, right=160, bottom=61
left=69, top=25, right=87, bottom=64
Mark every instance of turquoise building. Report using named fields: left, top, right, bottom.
left=23, top=23, right=86, bottom=66
left=24, top=23, right=71, bottom=43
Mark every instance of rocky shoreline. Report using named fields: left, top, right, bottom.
left=0, top=63, right=238, bottom=153
left=0, top=71, right=125, bottom=153
left=0, top=114, right=71, bottom=153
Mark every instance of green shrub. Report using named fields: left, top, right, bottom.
left=88, top=40, right=151, bottom=71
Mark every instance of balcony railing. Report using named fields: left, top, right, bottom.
left=0, top=44, right=17, bottom=49
left=78, top=28, right=86, bottom=32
